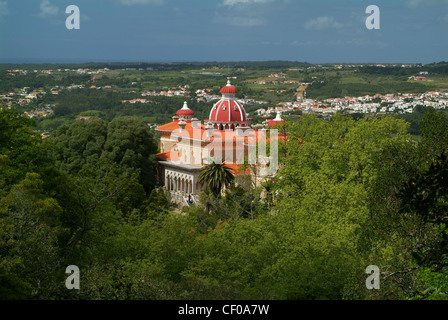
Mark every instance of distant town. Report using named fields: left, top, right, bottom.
left=2, top=64, right=447, bottom=128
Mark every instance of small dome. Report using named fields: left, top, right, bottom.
left=268, top=112, right=286, bottom=127
left=220, top=80, right=237, bottom=94
left=176, top=101, right=195, bottom=116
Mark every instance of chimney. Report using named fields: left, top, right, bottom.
left=178, top=119, right=187, bottom=132
left=236, top=124, right=247, bottom=137
left=205, top=121, right=214, bottom=138
left=191, top=117, right=200, bottom=128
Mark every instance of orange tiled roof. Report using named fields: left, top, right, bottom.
left=156, top=121, right=181, bottom=132
left=223, top=162, right=251, bottom=175
left=156, top=151, right=179, bottom=161
left=156, top=121, right=206, bottom=136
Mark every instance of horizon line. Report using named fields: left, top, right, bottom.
left=0, top=59, right=442, bottom=66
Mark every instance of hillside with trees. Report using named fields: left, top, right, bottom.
left=1, top=106, right=448, bottom=300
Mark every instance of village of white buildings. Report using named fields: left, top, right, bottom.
left=2, top=65, right=447, bottom=124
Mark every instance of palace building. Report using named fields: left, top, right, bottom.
left=155, top=80, right=282, bottom=206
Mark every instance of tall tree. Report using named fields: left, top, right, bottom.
left=50, top=116, right=159, bottom=193
left=50, top=118, right=108, bottom=174
left=0, top=108, right=53, bottom=196
left=0, top=173, right=65, bottom=299
left=420, top=109, right=448, bottom=157
left=100, top=116, right=158, bottom=193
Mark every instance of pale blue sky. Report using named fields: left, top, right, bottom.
left=0, top=0, right=447, bottom=63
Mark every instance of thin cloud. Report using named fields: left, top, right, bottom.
left=215, top=14, right=265, bottom=27
left=118, top=0, right=164, bottom=5
left=223, top=0, right=274, bottom=6
left=305, top=16, right=343, bottom=30
left=291, top=40, right=320, bottom=47
left=37, top=0, right=59, bottom=18
left=215, top=1, right=271, bottom=27
left=0, top=1, right=9, bottom=16
left=326, top=38, right=388, bottom=48
left=405, top=0, right=448, bottom=7
left=231, top=17, right=265, bottom=27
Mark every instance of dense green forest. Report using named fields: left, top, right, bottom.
left=359, top=62, right=448, bottom=76
left=306, top=80, right=436, bottom=100
left=1, top=106, right=448, bottom=300
left=0, top=73, right=92, bottom=92
left=49, top=91, right=215, bottom=124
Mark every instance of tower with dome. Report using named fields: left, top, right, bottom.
left=155, top=80, right=280, bottom=206
left=207, top=80, right=252, bottom=130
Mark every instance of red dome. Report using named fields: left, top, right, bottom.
left=176, top=101, right=195, bottom=116
left=220, top=80, right=237, bottom=94
left=209, top=99, right=247, bottom=123
left=267, top=112, right=286, bottom=127
left=268, top=119, right=286, bottom=127
left=176, top=109, right=195, bottom=116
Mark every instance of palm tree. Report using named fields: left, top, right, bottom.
left=199, top=162, right=235, bottom=198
